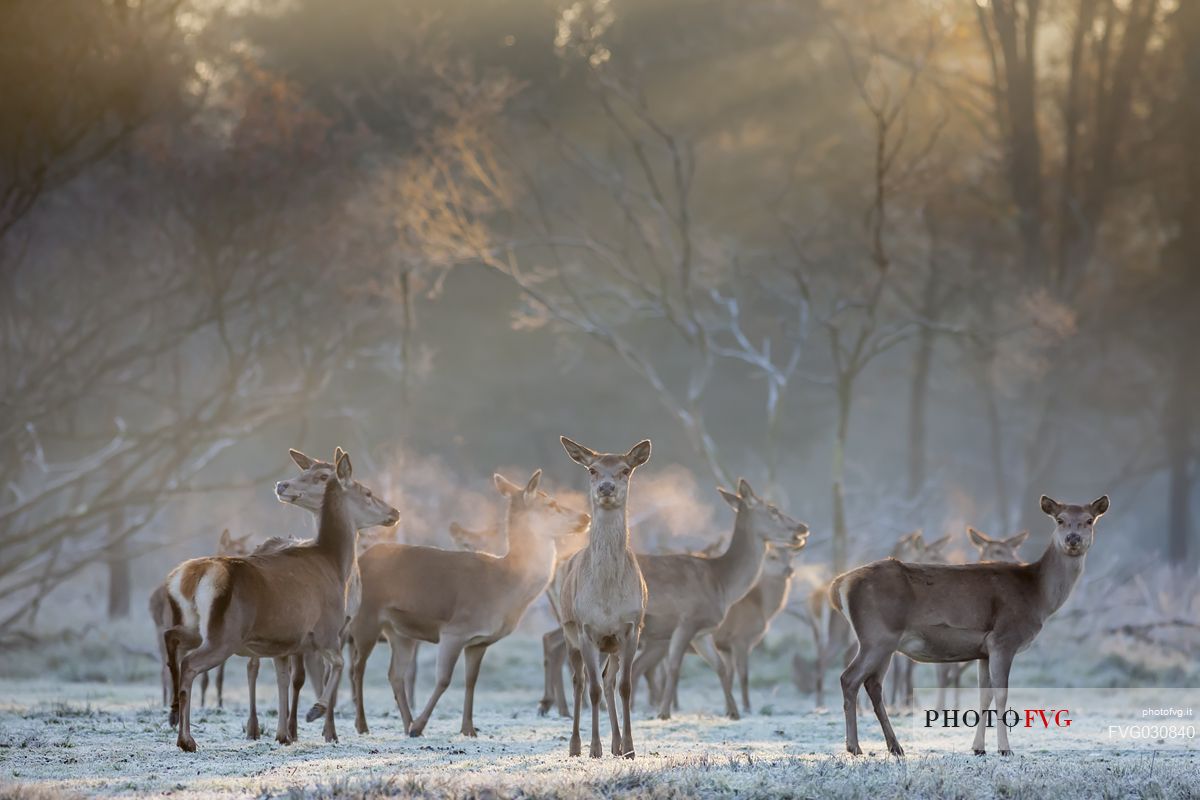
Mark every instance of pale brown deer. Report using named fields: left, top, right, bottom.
left=149, top=529, right=251, bottom=709
left=711, top=539, right=807, bottom=716
left=348, top=470, right=589, bottom=738
left=163, top=450, right=398, bottom=751
left=831, top=494, right=1108, bottom=756
left=630, top=480, right=808, bottom=720
left=557, top=437, right=650, bottom=758
left=934, top=527, right=1029, bottom=709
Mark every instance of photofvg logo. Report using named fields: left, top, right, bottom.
left=923, top=707, right=1072, bottom=730
left=906, top=688, right=1200, bottom=754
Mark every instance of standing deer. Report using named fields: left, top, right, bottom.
left=164, top=450, right=398, bottom=751
left=150, top=529, right=251, bottom=709
left=711, top=539, right=807, bottom=716
left=631, top=480, right=809, bottom=720
left=832, top=495, right=1108, bottom=756
left=348, top=470, right=589, bottom=738
left=557, top=437, right=650, bottom=758
left=885, top=532, right=951, bottom=709
left=934, top=527, right=1029, bottom=709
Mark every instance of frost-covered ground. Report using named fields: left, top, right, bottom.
left=1, top=634, right=1197, bottom=799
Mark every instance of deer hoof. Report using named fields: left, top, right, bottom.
left=973, top=748, right=986, bottom=756
left=169, top=708, right=179, bottom=728
left=727, top=709, right=741, bottom=721
left=407, top=723, right=425, bottom=737
left=461, top=726, right=478, bottom=738
left=589, top=741, right=603, bottom=758
left=569, top=736, right=582, bottom=757
left=846, top=743, right=862, bottom=756
left=246, top=718, right=261, bottom=740
left=355, top=720, right=369, bottom=735
left=177, top=735, right=197, bottom=752
left=888, top=743, right=905, bottom=757
left=537, top=700, right=552, bottom=717
left=305, top=703, right=325, bottom=723
left=324, top=729, right=338, bottom=743
left=999, top=749, right=1013, bottom=756
left=276, top=732, right=293, bottom=746
left=656, top=710, right=672, bottom=721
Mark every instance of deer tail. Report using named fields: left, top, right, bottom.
left=828, top=573, right=849, bottom=617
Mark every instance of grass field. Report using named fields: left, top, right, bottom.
left=1, top=629, right=1196, bottom=799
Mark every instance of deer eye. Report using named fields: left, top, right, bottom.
left=588, top=468, right=598, bottom=477
left=1056, top=517, right=1065, bottom=525
left=319, top=474, right=329, bottom=482
left=621, top=468, right=630, bottom=477
left=1084, top=518, right=1093, bottom=525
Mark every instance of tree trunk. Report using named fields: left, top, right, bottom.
left=831, top=378, right=852, bottom=575
left=907, top=239, right=942, bottom=498
left=1163, top=352, right=1192, bottom=566
left=107, top=508, right=130, bottom=619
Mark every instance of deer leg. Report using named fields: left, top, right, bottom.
left=538, top=628, right=557, bottom=716
left=408, top=635, right=466, bottom=737
left=735, top=645, right=752, bottom=714
left=350, top=628, right=378, bottom=735
left=272, top=657, right=293, bottom=745
left=971, top=656, right=993, bottom=755
left=306, top=639, right=344, bottom=741
left=176, top=639, right=232, bottom=752
left=320, top=653, right=341, bottom=743
left=989, top=651, right=1015, bottom=755
left=935, top=664, right=950, bottom=710
left=618, top=623, right=638, bottom=759
left=840, top=644, right=877, bottom=756
left=577, top=632, right=605, bottom=758
left=953, top=663, right=964, bottom=709
left=215, top=660, right=225, bottom=708
left=656, top=623, right=698, bottom=720
left=551, top=632, right=570, bottom=717
left=384, top=634, right=418, bottom=732
left=289, top=653, right=305, bottom=740
left=246, top=657, right=261, bottom=740
left=603, top=655, right=621, bottom=756
left=568, top=646, right=584, bottom=757
left=864, top=661, right=904, bottom=757
left=164, top=627, right=199, bottom=729
left=460, top=643, right=487, bottom=737
left=304, top=650, right=325, bottom=704
left=634, top=645, right=664, bottom=710
left=199, top=669, right=208, bottom=709
left=405, top=642, right=418, bottom=708
left=695, top=635, right=737, bottom=719
left=904, top=659, right=916, bottom=709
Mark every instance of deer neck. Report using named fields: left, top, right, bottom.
left=587, top=506, right=631, bottom=566
left=1033, top=543, right=1086, bottom=619
left=315, top=487, right=357, bottom=581
left=500, top=507, right=557, bottom=588
left=709, top=506, right=767, bottom=606
left=757, top=574, right=792, bottom=618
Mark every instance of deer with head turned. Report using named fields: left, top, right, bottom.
left=630, top=479, right=809, bottom=720
left=934, top=527, right=1029, bottom=710
left=348, top=469, right=589, bottom=738
left=832, top=494, right=1109, bottom=756
left=557, top=437, right=650, bottom=758
left=164, top=450, right=398, bottom=751
left=149, top=529, right=252, bottom=709
left=710, top=538, right=807, bottom=716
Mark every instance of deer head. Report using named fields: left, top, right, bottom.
left=716, top=479, right=810, bottom=548
left=1041, top=495, right=1109, bottom=558
left=967, top=527, right=1029, bottom=563
left=762, top=540, right=804, bottom=579
left=493, top=470, right=591, bottom=537
left=217, top=529, right=253, bottom=556
left=560, top=437, right=651, bottom=512
left=891, top=530, right=951, bottom=563
left=275, top=447, right=400, bottom=529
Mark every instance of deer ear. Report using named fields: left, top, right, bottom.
left=335, top=450, right=352, bottom=481
left=495, top=473, right=528, bottom=498
left=1040, top=495, right=1064, bottom=516
left=561, top=436, right=597, bottom=466
left=524, top=469, right=542, bottom=496
left=624, top=439, right=652, bottom=468
left=967, top=527, right=989, bottom=547
left=1007, top=530, right=1030, bottom=548
left=736, top=478, right=756, bottom=501
left=926, top=533, right=951, bottom=552
left=717, top=487, right=741, bottom=509
left=219, top=529, right=233, bottom=548
left=1089, top=495, right=1110, bottom=517
left=289, top=449, right=314, bottom=470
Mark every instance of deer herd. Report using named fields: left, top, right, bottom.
left=154, top=437, right=1108, bottom=759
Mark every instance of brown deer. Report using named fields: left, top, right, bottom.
left=831, top=495, right=1108, bottom=756
left=630, top=480, right=809, bottom=720
left=164, top=450, right=398, bottom=751
left=710, top=539, right=807, bottom=716
left=150, top=529, right=252, bottom=709
left=557, top=437, right=650, bottom=758
left=934, top=527, right=1029, bottom=709
left=348, top=470, right=589, bottom=738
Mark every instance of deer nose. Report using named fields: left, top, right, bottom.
left=1065, top=533, right=1083, bottom=548
left=597, top=482, right=616, bottom=496
left=784, top=566, right=795, bottom=578
left=275, top=481, right=289, bottom=494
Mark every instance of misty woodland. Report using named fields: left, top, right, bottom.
left=1, top=1, right=1198, bottom=798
